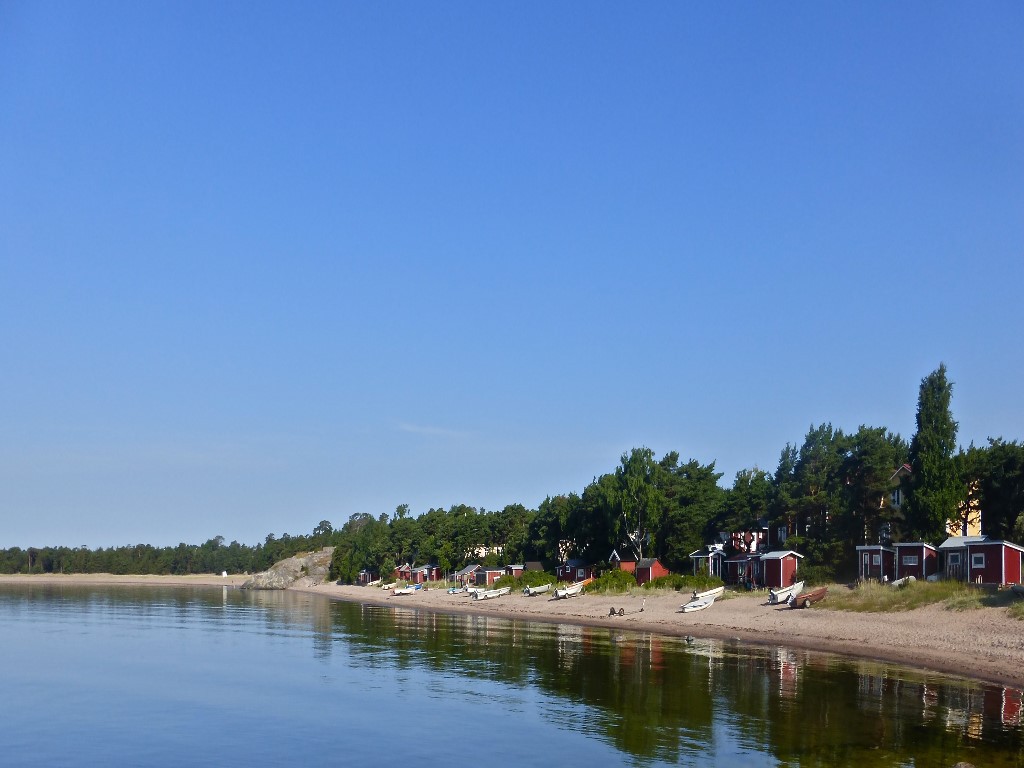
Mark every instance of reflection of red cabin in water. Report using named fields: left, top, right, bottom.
left=759, top=551, right=803, bottom=589
left=984, top=686, right=1022, bottom=726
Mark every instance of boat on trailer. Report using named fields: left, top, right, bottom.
left=790, top=586, right=827, bottom=609
left=769, top=580, right=805, bottom=605
left=523, top=583, right=551, bottom=596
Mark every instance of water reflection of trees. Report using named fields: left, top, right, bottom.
left=11, top=587, right=1019, bottom=767
left=320, top=599, right=1023, bottom=767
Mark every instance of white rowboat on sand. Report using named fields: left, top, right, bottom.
left=680, top=596, right=718, bottom=613
left=473, top=586, right=512, bottom=601
left=768, top=581, right=805, bottom=605
left=553, top=577, right=594, bottom=599
left=691, top=585, right=725, bottom=602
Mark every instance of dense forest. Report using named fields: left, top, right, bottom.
left=4, top=365, right=1023, bottom=581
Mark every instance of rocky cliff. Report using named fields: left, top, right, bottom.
left=241, top=547, right=334, bottom=590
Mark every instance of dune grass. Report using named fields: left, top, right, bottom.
left=826, top=579, right=1021, bottom=614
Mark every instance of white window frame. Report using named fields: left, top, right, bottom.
left=971, top=553, right=985, bottom=569
left=872, top=554, right=881, bottom=566
left=576, top=568, right=585, bottom=579
left=902, top=555, right=918, bottom=566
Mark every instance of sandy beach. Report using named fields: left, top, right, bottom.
left=298, top=581, right=1024, bottom=690
left=5, top=574, right=1022, bottom=689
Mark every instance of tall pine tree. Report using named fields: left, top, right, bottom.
left=904, top=363, right=962, bottom=542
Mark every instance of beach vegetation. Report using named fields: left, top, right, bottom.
left=590, top=569, right=642, bottom=593
left=798, top=564, right=837, bottom=587
left=642, top=573, right=723, bottom=593
left=825, top=579, right=1005, bottom=613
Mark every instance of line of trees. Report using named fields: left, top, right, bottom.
left=4, top=365, right=1023, bottom=582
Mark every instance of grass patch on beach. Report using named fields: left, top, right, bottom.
left=826, top=579, right=998, bottom=613
left=589, top=569, right=643, bottom=594
left=1007, top=600, right=1024, bottom=621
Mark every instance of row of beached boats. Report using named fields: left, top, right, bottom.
left=391, top=578, right=592, bottom=600
left=394, top=576, right=832, bottom=612
left=677, top=582, right=830, bottom=612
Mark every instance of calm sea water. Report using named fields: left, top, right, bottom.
left=1, top=585, right=1021, bottom=767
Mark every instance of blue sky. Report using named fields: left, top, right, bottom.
left=2, top=3, right=1022, bottom=548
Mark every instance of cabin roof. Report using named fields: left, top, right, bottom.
left=855, top=545, right=896, bottom=553
left=939, top=535, right=989, bottom=550
left=524, top=561, right=544, bottom=571
left=636, top=558, right=660, bottom=569
left=894, top=542, right=937, bottom=551
left=759, top=550, right=804, bottom=560
left=455, top=564, right=480, bottom=576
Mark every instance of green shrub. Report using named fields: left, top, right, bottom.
left=1008, top=600, right=1024, bottom=621
left=642, top=573, right=723, bottom=592
left=798, top=564, right=835, bottom=587
left=590, top=569, right=639, bottom=593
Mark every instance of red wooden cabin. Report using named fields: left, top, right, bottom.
left=856, top=545, right=897, bottom=582
left=894, top=542, right=938, bottom=580
left=635, top=558, right=669, bottom=585
left=759, top=550, right=803, bottom=589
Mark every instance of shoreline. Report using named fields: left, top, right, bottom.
left=296, top=582, right=1024, bottom=690
left=5, top=574, right=1022, bottom=689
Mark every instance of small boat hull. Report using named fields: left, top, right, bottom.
left=769, top=581, right=805, bottom=605
left=890, top=576, right=916, bottom=588
left=1010, top=584, right=1024, bottom=599
left=553, top=578, right=593, bottom=599
left=790, top=586, right=827, bottom=609
left=691, top=585, right=725, bottom=602
left=393, top=584, right=423, bottom=595
left=680, top=598, right=716, bottom=613
left=473, top=586, right=511, bottom=601
left=524, top=583, right=551, bottom=596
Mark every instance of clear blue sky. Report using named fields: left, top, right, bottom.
left=2, top=2, right=1022, bottom=548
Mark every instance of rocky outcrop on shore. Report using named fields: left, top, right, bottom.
left=241, top=547, right=334, bottom=589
